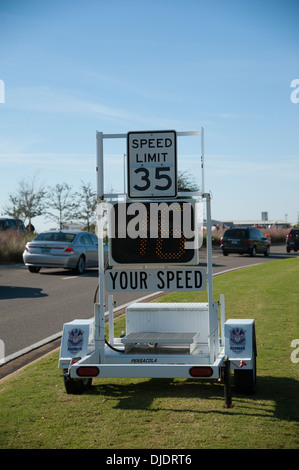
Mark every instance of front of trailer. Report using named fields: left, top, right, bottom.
left=58, top=129, right=257, bottom=405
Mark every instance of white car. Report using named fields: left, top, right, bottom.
left=23, top=230, right=103, bottom=274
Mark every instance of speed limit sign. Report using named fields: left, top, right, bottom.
left=127, top=130, right=177, bottom=198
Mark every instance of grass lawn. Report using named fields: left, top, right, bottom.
left=0, top=258, right=298, bottom=449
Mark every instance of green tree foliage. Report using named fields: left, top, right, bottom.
left=3, top=176, right=46, bottom=225
left=74, top=181, right=97, bottom=232
left=177, top=170, right=199, bottom=192
left=45, top=183, right=77, bottom=229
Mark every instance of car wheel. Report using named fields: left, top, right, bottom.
left=250, top=246, right=256, bottom=257
left=264, top=246, right=270, bottom=257
left=75, top=256, right=86, bottom=274
left=223, top=251, right=229, bottom=256
left=28, top=266, right=41, bottom=273
left=287, top=247, right=291, bottom=253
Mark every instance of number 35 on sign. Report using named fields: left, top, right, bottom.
left=127, top=130, right=177, bottom=198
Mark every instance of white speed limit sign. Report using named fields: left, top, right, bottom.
left=127, top=130, right=177, bottom=198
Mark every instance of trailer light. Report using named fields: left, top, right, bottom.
left=189, top=367, right=213, bottom=377
left=76, top=366, right=99, bottom=377
left=64, top=247, right=74, bottom=254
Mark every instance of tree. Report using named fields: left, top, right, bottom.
left=45, top=183, right=77, bottom=229
left=4, top=176, right=46, bottom=225
left=3, top=194, right=25, bottom=221
left=177, top=170, right=199, bottom=192
left=74, top=181, right=97, bottom=232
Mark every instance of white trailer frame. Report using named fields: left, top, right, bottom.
left=59, top=129, right=257, bottom=404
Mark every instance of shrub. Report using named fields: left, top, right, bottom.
left=0, top=232, right=36, bottom=263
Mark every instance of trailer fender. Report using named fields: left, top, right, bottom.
left=224, top=319, right=257, bottom=394
left=58, top=319, right=95, bottom=369
left=224, top=319, right=256, bottom=366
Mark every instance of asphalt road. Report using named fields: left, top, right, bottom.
left=0, top=244, right=297, bottom=377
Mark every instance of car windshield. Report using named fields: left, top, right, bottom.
left=224, top=229, right=248, bottom=238
left=35, top=232, right=76, bottom=243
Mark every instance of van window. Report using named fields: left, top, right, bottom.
left=224, top=229, right=248, bottom=238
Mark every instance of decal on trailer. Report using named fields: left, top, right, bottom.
left=229, top=328, right=246, bottom=352
left=67, top=328, right=84, bottom=353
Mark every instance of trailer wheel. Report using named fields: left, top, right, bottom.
left=63, top=375, right=92, bottom=395
left=234, top=364, right=256, bottom=394
left=234, top=325, right=257, bottom=395
left=234, top=352, right=257, bottom=395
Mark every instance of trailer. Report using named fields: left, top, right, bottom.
left=58, top=129, right=257, bottom=406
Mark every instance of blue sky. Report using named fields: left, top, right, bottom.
left=0, top=0, right=298, bottom=231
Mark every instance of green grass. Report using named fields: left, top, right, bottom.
left=0, top=258, right=298, bottom=449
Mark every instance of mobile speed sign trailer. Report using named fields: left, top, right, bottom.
left=59, top=129, right=257, bottom=405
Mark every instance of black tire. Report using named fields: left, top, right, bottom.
left=223, top=251, right=229, bottom=256
left=234, top=363, right=256, bottom=395
left=234, top=331, right=257, bottom=395
left=63, top=375, right=92, bottom=395
left=75, top=256, right=86, bottom=274
left=264, top=246, right=270, bottom=257
left=28, top=266, right=41, bottom=273
left=286, top=247, right=291, bottom=253
left=250, top=246, right=256, bottom=257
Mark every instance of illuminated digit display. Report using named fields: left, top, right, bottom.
left=109, top=200, right=198, bottom=265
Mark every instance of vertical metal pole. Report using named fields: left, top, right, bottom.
left=201, top=127, right=204, bottom=195
left=205, top=193, right=215, bottom=363
left=123, top=154, right=127, bottom=195
left=96, top=131, right=104, bottom=200
left=108, top=294, right=114, bottom=345
left=96, top=131, right=105, bottom=363
left=220, top=293, right=225, bottom=342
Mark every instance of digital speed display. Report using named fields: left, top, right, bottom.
left=109, top=200, right=198, bottom=265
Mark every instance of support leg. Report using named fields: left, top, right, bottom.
left=223, top=357, right=233, bottom=408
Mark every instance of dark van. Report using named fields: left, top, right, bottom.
left=286, top=228, right=299, bottom=253
left=0, top=218, right=25, bottom=233
left=220, top=227, right=270, bottom=257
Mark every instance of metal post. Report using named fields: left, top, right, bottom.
left=108, top=294, right=114, bottom=345
left=205, top=193, right=215, bottom=363
left=201, top=127, right=204, bottom=195
left=96, top=131, right=104, bottom=200
left=220, top=293, right=225, bottom=342
left=96, top=131, right=106, bottom=363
